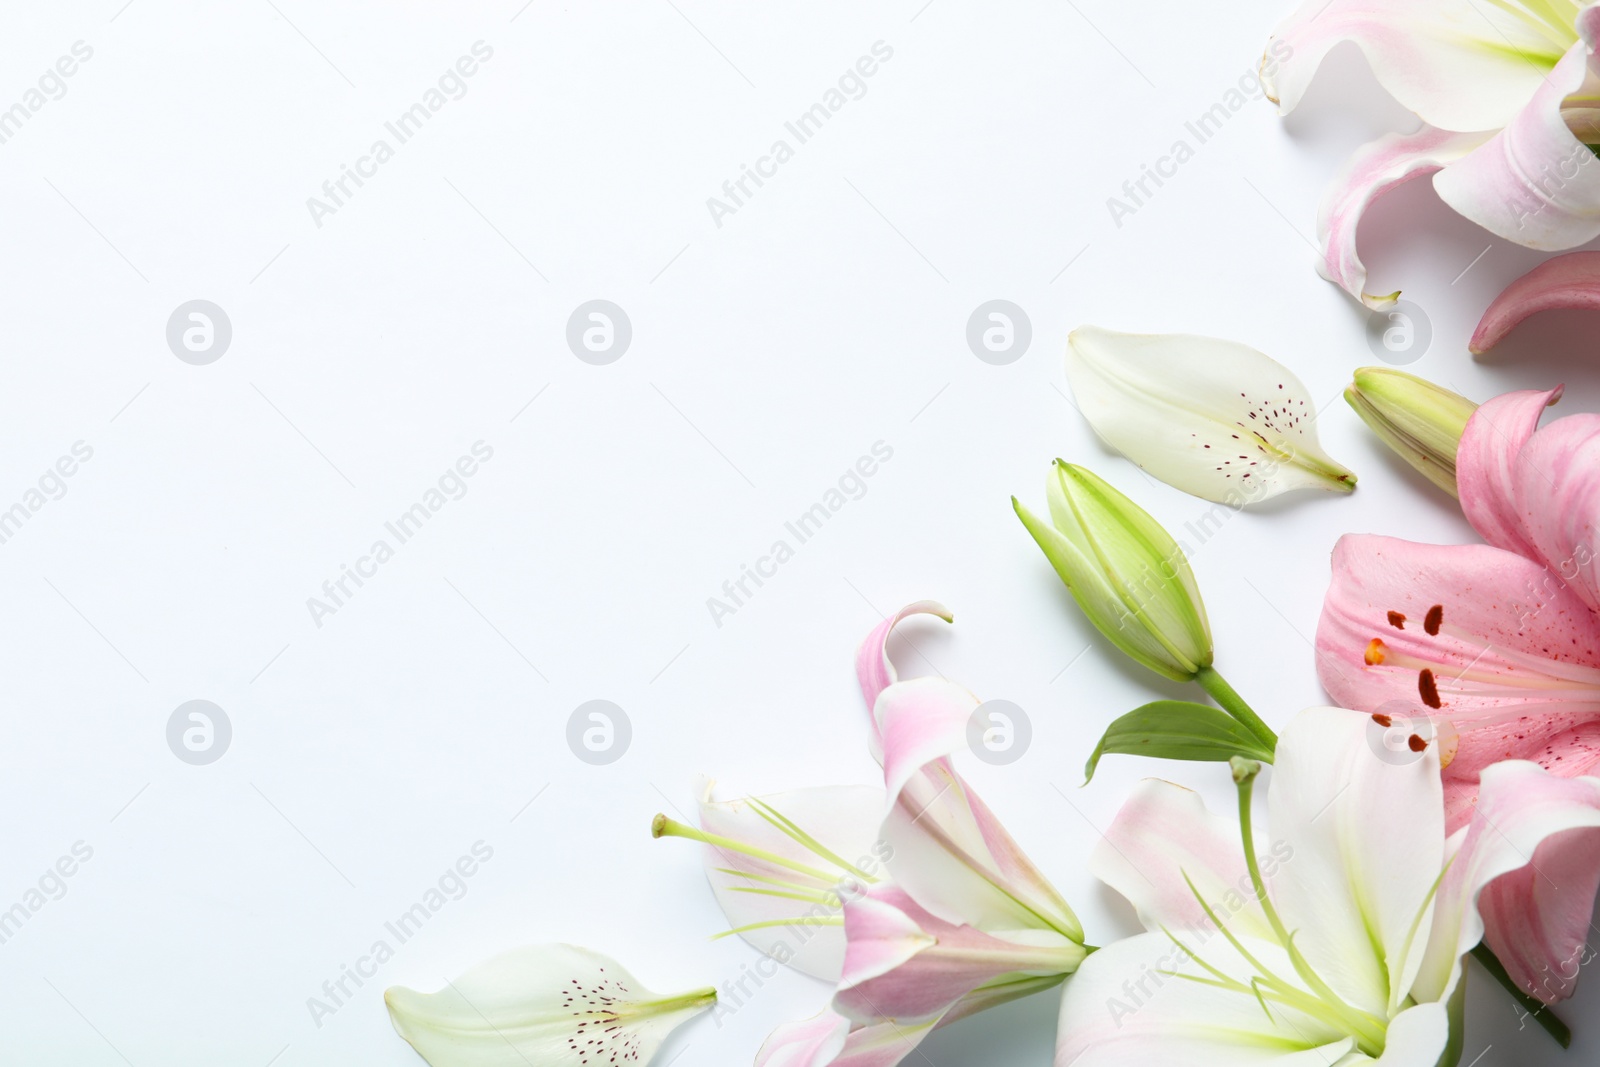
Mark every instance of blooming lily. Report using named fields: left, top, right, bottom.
left=656, top=602, right=1087, bottom=1066
left=1263, top=1, right=1600, bottom=308
left=1320, top=382, right=1600, bottom=1001
left=1057, top=707, right=1600, bottom=1064
left=1471, top=250, right=1600, bottom=352
left=1063, top=327, right=1356, bottom=504
left=384, top=944, right=715, bottom=1066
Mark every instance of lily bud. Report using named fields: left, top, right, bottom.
left=1014, top=461, right=1212, bottom=682
left=1344, top=367, right=1477, bottom=497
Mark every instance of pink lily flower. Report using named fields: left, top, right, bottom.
left=662, top=602, right=1085, bottom=1067
left=1318, top=385, right=1600, bottom=1001
left=1263, top=1, right=1600, bottom=308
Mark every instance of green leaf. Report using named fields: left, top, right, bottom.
left=1084, top=700, right=1276, bottom=783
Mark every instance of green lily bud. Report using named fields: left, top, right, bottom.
left=1344, top=368, right=1477, bottom=498
left=1013, top=461, right=1213, bottom=682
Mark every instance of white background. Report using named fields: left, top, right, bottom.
left=2, top=1, right=1598, bottom=1064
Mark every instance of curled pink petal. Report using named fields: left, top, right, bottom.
left=1435, top=37, right=1600, bottom=252
left=855, top=601, right=951, bottom=753
left=1456, top=386, right=1564, bottom=561
left=1316, top=126, right=1486, bottom=308
left=1471, top=252, right=1600, bottom=353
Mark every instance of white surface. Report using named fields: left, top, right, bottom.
left=1, top=1, right=1597, bottom=1064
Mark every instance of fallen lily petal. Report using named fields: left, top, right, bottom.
left=1471, top=250, right=1600, bottom=352
left=384, top=944, right=714, bottom=1067
left=1344, top=366, right=1478, bottom=496
left=1065, top=326, right=1356, bottom=503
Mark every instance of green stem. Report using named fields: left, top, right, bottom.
left=1233, top=762, right=1388, bottom=1055
left=1470, top=943, right=1572, bottom=1049
left=1195, top=666, right=1278, bottom=753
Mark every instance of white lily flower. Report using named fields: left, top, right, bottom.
left=385, top=944, right=714, bottom=1067
left=1264, top=0, right=1600, bottom=307
left=1064, top=327, right=1356, bottom=504
left=1057, top=707, right=1600, bottom=1065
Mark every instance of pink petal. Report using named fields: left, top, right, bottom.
left=1470, top=251, right=1600, bottom=353
left=1435, top=36, right=1600, bottom=251
left=1315, top=126, right=1487, bottom=308
left=873, top=676, right=1079, bottom=942
left=1480, top=821, right=1600, bottom=1002
left=755, top=1010, right=850, bottom=1067
left=875, top=677, right=980, bottom=818
left=1316, top=534, right=1600, bottom=830
left=1262, top=0, right=1562, bottom=132
left=1457, top=387, right=1565, bottom=562
left=1505, top=409, right=1600, bottom=615
left=855, top=601, right=952, bottom=753
left=1414, top=761, right=1600, bottom=1005
left=756, top=1010, right=942, bottom=1067
left=835, top=885, right=1081, bottom=1024
left=1088, top=778, right=1271, bottom=943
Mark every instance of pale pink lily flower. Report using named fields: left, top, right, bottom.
left=1263, top=1, right=1600, bottom=308
left=663, top=602, right=1085, bottom=1067
left=1057, top=708, right=1600, bottom=1064
left=1471, top=250, right=1600, bottom=352
left=1318, top=385, right=1600, bottom=1000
